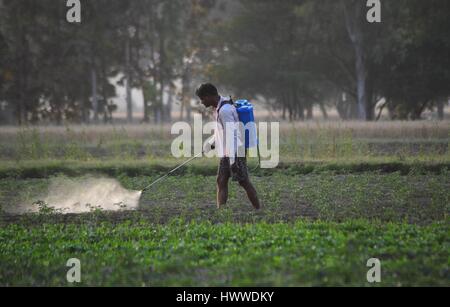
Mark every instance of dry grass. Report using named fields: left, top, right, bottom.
left=0, top=121, right=447, bottom=163
left=279, top=120, right=449, bottom=140
left=0, top=120, right=448, bottom=142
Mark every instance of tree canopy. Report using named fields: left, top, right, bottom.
left=0, top=0, right=448, bottom=124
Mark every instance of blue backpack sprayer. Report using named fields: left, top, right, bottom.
left=224, top=98, right=261, bottom=168
left=141, top=98, right=260, bottom=193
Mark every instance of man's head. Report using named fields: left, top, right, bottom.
left=196, top=83, right=219, bottom=108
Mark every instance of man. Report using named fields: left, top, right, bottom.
left=196, top=83, right=261, bottom=210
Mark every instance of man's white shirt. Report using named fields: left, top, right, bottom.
left=207, top=96, right=244, bottom=165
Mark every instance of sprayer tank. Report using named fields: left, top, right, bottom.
left=235, top=100, right=258, bottom=149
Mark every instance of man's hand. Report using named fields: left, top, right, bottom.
left=203, top=142, right=215, bottom=153
left=203, top=135, right=216, bottom=153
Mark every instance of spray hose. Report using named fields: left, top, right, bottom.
left=141, top=151, right=204, bottom=193
left=142, top=143, right=261, bottom=193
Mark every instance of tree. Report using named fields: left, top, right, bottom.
left=377, top=0, right=450, bottom=119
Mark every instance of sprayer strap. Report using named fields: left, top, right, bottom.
left=216, top=97, right=234, bottom=122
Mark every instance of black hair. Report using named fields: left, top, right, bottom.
left=195, top=83, right=218, bottom=98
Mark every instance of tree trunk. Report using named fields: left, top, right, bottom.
left=181, top=67, right=192, bottom=122
left=158, top=27, right=165, bottom=124
left=437, top=99, right=445, bottom=120
left=319, top=102, right=329, bottom=120
left=100, top=69, right=110, bottom=124
left=91, top=67, right=99, bottom=123
left=166, top=85, right=173, bottom=122
left=343, top=0, right=367, bottom=121
left=387, top=100, right=397, bottom=120
left=298, top=104, right=305, bottom=121
left=54, top=96, right=63, bottom=126
left=365, top=80, right=375, bottom=121
left=354, top=46, right=367, bottom=120
left=335, top=94, right=347, bottom=120
left=80, top=77, right=88, bottom=123
left=411, top=101, right=428, bottom=120
left=125, top=38, right=133, bottom=123
left=306, top=105, right=313, bottom=120
left=186, top=103, right=191, bottom=122
left=143, top=92, right=149, bottom=123
left=17, top=30, right=28, bottom=125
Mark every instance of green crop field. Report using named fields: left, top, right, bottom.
left=0, top=122, right=449, bottom=286
left=1, top=0, right=450, bottom=291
